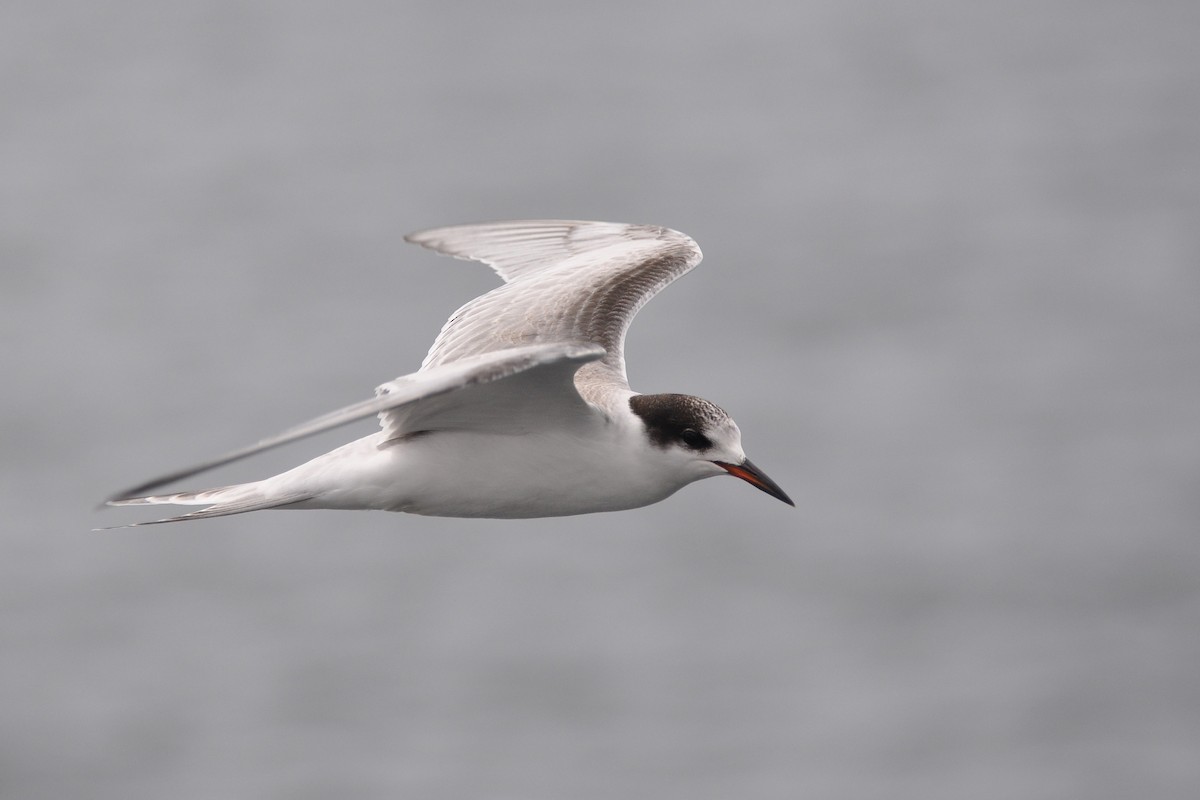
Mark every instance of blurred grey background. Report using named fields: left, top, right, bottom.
left=3, top=1, right=1198, bottom=798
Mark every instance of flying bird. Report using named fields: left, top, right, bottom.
left=103, top=220, right=793, bottom=526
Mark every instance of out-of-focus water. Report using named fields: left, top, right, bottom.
left=3, top=1, right=1197, bottom=797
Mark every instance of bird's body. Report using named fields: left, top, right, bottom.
left=105, top=221, right=792, bottom=527
left=276, top=415, right=680, bottom=518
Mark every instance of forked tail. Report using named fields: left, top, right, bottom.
left=99, top=482, right=315, bottom=528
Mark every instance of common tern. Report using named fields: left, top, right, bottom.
left=103, top=220, right=793, bottom=526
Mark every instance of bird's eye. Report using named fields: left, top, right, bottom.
left=679, top=428, right=710, bottom=449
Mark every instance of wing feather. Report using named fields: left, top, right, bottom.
left=405, top=220, right=703, bottom=403
left=106, top=343, right=604, bottom=502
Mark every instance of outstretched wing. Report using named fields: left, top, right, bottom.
left=406, top=220, right=703, bottom=404
left=106, top=343, right=604, bottom=503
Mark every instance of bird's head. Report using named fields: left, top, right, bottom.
left=628, top=393, right=793, bottom=506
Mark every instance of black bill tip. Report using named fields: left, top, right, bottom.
left=714, top=458, right=794, bottom=507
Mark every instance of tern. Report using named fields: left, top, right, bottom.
left=103, top=220, right=793, bottom=526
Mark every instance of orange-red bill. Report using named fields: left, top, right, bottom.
left=714, top=459, right=794, bottom=506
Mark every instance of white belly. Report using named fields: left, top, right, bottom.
left=272, top=427, right=690, bottom=519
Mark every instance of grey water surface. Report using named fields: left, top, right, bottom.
left=3, top=1, right=1198, bottom=798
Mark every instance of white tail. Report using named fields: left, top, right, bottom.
left=99, top=482, right=314, bottom=528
